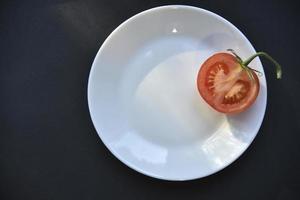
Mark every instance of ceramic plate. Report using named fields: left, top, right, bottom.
left=88, top=5, right=267, bottom=181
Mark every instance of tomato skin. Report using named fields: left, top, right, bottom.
left=197, top=53, right=260, bottom=114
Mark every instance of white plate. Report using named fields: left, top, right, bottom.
left=88, top=5, right=267, bottom=181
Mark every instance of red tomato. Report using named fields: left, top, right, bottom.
left=197, top=53, right=259, bottom=114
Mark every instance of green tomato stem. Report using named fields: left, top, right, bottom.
left=243, top=52, right=282, bottom=79
left=227, top=49, right=243, bottom=63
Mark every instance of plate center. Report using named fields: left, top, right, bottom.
left=121, top=36, right=225, bottom=147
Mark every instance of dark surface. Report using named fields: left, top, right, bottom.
left=1, top=0, right=300, bottom=199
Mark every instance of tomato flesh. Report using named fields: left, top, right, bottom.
left=197, top=53, right=259, bottom=114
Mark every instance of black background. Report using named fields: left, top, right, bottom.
left=1, top=0, right=300, bottom=199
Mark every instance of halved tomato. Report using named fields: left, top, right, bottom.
left=197, top=53, right=259, bottom=114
